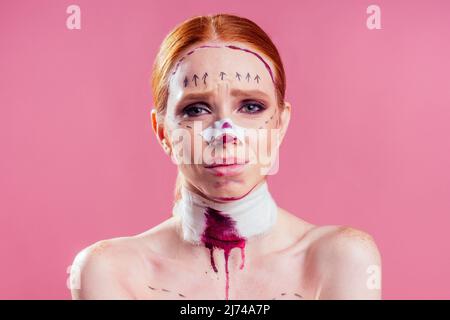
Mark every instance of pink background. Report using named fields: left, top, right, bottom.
left=1, top=0, right=449, bottom=299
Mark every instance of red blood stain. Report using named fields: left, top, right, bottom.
left=201, top=207, right=246, bottom=300
left=221, top=133, right=236, bottom=144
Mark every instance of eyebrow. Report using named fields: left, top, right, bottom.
left=178, top=88, right=271, bottom=103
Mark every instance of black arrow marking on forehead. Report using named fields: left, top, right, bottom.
left=181, top=71, right=262, bottom=87
left=171, top=44, right=275, bottom=83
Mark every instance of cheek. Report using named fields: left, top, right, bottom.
left=168, top=122, right=209, bottom=165
left=257, top=108, right=279, bottom=129
left=244, top=126, right=279, bottom=170
left=173, top=131, right=196, bottom=163
left=246, top=119, right=279, bottom=155
left=257, top=109, right=280, bottom=156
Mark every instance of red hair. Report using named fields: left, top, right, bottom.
left=151, top=13, right=286, bottom=205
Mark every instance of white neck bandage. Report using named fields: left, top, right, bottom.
left=172, top=181, right=277, bottom=301
left=172, top=180, right=278, bottom=245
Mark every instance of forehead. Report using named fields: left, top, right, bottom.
left=168, top=44, right=276, bottom=103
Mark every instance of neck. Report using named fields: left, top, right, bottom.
left=172, top=180, right=278, bottom=300
left=173, top=180, right=278, bottom=247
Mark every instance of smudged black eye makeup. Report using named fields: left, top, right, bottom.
left=239, top=100, right=267, bottom=114
left=180, top=100, right=267, bottom=118
left=181, top=103, right=211, bottom=118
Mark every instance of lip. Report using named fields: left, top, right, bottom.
left=203, top=159, right=249, bottom=176
left=204, top=157, right=248, bottom=168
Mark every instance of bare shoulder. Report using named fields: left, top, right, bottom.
left=309, top=225, right=381, bottom=263
left=276, top=208, right=382, bottom=299
left=70, top=217, right=183, bottom=299
left=312, top=225, right=378, bottom=253
left=307, top=225, right=382, bottom=299
left=70, top=236, right=141, bottom=299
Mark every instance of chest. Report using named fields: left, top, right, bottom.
left=132, top=248, right=311, bottom=300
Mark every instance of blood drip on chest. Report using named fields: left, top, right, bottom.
left=201, top=207, right=246, bottom=300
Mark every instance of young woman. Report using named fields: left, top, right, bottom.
left=71, top=13, right=382, bottom=300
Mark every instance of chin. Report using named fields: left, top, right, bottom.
left=206, top=180, right=254, bottom=201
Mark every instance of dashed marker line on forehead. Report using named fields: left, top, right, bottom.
left=171, top=44, right=275, bottom=83
left=226, top=45, right=274, bottom=83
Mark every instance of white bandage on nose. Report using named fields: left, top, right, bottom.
left=200, top=118, right=246, bottom=145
